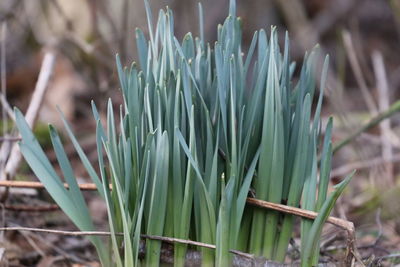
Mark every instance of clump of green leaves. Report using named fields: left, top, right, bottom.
left=15, top=0, right=353, bottom=266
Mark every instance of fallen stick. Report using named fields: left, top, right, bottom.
left=0, top=180, right=353, bottom=231
left=246, top=197, right=356, bottom=266
left=0, top=180, right=99, bottom=190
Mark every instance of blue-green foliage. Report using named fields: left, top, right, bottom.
left=15, top=0, right=353, bottom=266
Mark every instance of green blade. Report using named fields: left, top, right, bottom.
left=301, top=171, right=355, bottom=266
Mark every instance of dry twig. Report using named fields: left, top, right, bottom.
left=0, top=137, right=21, bottom=142
left=372, top=51, right=394, bottom=184
left=0, top=51, right=56, bottom=182
left=0, top=180, right=99, bottom=190
left=246, top=198, right=357, bottom=265
left=1, top=23, right=11, bottom=121
left=0, top=180, right=355, bottom=232
left=3, top=203, right=59, bottom=212
left=0, top=226, right=252, bottom=258
left=342, top=30, right=378, bottom=114
left=0, top=92, right=13, bottom=121
left=9, top=222, right=88, bottom=264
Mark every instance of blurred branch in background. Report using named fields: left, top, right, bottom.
left=311, top=0, right=361, bottom=38
left=1, top=23, right=8, bottom=126
left=331, top=153, right=400, bottom=178
left=342, top=30, right=378, bottom=115
left=333, top=100, right=400, bottom=154
left=372, top=51, right=395, bottom=184
left=0, top=22, right=12, bottom=185
left=0, top=51, right=55, bottom=184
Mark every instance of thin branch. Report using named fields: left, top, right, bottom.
left=0, top=226, right=253, bottom=259
left=0, top=137, right=21, bottom=142
left=342, top=30, right=378, bottom=114
left=48, top=0, right=74, bottom=31
left=0, top=51, right=56, bottom=182
left=246, top=198, right=353, bottom=231
left=142, top=234, right=215, bottom=250
left=0, top=180, right=99, bottom=190
left=0, top=92, right=13, bottom=121
left=9, top=222, right=88, bottom=264
left=273, top=0, right=317, bottom=48
left=247, top=197, right=357, bottom=266
left=3, top=204, right=59, bottom=212
left=370, top=253, right=400, bottom=266
left=372, top=50, right=394, bottom=184
left=0, top=226, right=120, bottom=237
left=120, top=0, right=129, bottom=61
left=0, top=180, right=354, bottom=230
left=0, top=23, right=14, bottom=185
left=0, top=181, right=356, bottom=230
left=17, top=227, right=46, bottom=257
left=373, top=209, right=383, bottom=247
left=333, top=99, right=400, bottom=154
left=1, top=23, right=9, bottom=123
left=24, top=52, right=56, bottom=128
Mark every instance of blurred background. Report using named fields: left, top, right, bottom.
left=1, top=0, right=400, bottom=265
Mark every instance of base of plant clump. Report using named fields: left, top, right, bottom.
left=137, top=242, right=341, bottom=267
left=0, top=180, right=358, bottom=266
